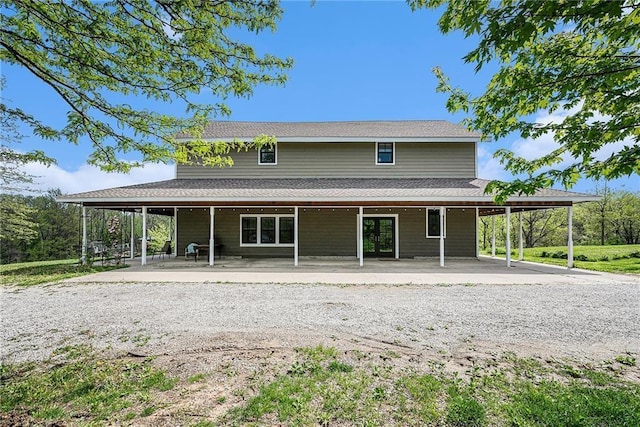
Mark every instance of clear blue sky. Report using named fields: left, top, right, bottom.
left=3, top=0, right=637, bottom=194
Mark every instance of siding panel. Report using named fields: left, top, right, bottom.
left=177, top=207, right=476, bottom=259
left=177, top=142, right=475, bottom=179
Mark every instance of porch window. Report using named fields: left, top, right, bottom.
left=241, top=214, right=294, bottom=246
left=260, top=217, right=276, bottom=243
left=376, top=142, right=394, bottom=165
left=279, top=217, right=294, bottom=244
left=259, top=144, right=276, bottom=165
left=426, top=208, right=446, bottom=238
left=241, top=217, right=258, bottom=244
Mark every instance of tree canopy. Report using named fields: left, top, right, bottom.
left=1, top=0, right=291, bottom=172
left=410, top=0, right=640, bottom=202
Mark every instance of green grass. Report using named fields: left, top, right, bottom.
left=0, top=345, right=176, bottom=425
left=0, top=258, right=128, bottom=287
left=221, top=346, right=640, bottom=426
left=2, top=345, right=638, bottom=426
left=482, top=244, right=640, bottom=274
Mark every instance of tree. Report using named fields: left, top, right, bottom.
left=609, top=191, right=640, bottom=244
left=410, top=0, right=640, bottom=202
left=1, top=0, right=291, bottom=172
left=519, top=209, right=566, bottom=248
left=0, top=77, right=55, bottom=255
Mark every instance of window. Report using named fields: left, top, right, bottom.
left=259, top=145, right=276, bottom=165
left=241, top=215, right=294, bottom=246
left=376, top=142, right=394, bottom=165
left=279, top=217, right=294, bottom=244
left=241, top=217, right=257, bottom=244
left=426, top=208, right=446, bottom=238
left=261, top=217, right=276, bottom=243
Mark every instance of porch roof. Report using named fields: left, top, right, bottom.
left=58, top=178, right=597, bottom=206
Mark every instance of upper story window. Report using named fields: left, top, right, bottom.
left=376, top=142, right=395, bottom=165
left=258, top=144, right=277, bottom=165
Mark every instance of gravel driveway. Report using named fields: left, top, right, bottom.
left=2, top=279, right=639, bottom=363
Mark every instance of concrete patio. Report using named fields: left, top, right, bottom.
left=64, top=255, right=640, bottom=286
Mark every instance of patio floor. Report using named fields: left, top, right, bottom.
left=66, top=255, right=640, bottom=286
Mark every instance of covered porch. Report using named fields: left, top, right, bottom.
left=58, top=178, right=598, bottom=269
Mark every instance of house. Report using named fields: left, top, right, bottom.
left=58, top=120, right=597, bottom=267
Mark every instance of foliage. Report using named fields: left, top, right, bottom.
left=0, top=258, right=127, bottom=287
left=0, top=0, right=292, bottom=172
left=482, top=244, right=640, bottom=274
left=147, top=217, right=172, bottom=252
left=409, top=0, right=640, bottom=203
left=0, top=345, right=175, bottom=423
left=0, top=190, right=81, bottom=263
left=479, top=190, right=640, bottom=251
left=0, top=76, right=55, bottom=248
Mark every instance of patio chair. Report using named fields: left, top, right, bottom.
left=185, top=242, right=198, bottom=260
left=152, top=240, right=172, bottom=260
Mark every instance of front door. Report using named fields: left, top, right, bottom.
left=363, top=217, right=395, bottom=257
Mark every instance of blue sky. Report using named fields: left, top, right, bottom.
left=4, top=0, right=637, bottom=194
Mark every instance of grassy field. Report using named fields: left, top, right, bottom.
left=1, top=345, right=638, bottom=426
left=0, top=258, right=128, bottom=287
left=482, top=244, right=640, bottom=274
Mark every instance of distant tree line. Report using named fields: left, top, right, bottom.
left=479, top=189, right=640, bottom=251
left=0, top=189, right=170, bottom=263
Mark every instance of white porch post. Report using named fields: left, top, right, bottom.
left=358, top=206, right=364, bottom=267
left=439, top=206, right=445, bottom=267
left=294, top=206, right=299, bottom=267
left=209, top=207, right=215, bottom=266
left=141, top=206, right=147, bottom=265
left=567, top=205, right=574, bottom=268
left=518, top=211, right=524, bottom=261
left=129, top=211, right=135, bottom=260
left=173, top=207, right=178, bottom=257
left=475, top=207, right=479, bottom=258
left=81, top=205, right=87, bottom=265
left=505, top=207, right=511, bottom=267
left=491, top=215, right=496, bottom=257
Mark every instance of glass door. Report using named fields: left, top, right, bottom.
left=363, top=217, right=395, bottom=257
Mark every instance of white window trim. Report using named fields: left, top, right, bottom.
left=258, top=145, right=277, bottom=165
left=240, top=214, right=294, bottom=247
left=375, top=141, right=395, bottom=165
left=426, top=208, right=446, bottom=238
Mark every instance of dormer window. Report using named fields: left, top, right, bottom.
left=376, top=142, right=394, bottom=165
left=259, top=145, right=277, bottom=165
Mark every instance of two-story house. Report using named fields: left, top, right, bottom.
left=59, top=120, right=596, bottom=267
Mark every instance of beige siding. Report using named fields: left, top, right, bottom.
left=176, top=208, right=209, bottom=257
left=299, top=209, right=357, bottom=256
left=177, top=208, right=476, bottom=258
left=177, top=142, right=476, bottom=179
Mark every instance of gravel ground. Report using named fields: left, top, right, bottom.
left=2, top=280, right=639, bottom=364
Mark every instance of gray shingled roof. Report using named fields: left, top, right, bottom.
left=176, top=120, right=481, bottom=139
left=58, top=178, right=596, bottom=203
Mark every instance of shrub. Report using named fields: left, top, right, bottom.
left=599, top=255, right=609, bottom=262
left=540, top=251, right=549, bottom=258
left=575, top=254, right=588, bottom=261
left=551, top=251, right=567, bottom=259
left=629, top=251, right=640, bottom=258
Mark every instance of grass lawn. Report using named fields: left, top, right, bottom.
left=0, top=258, right=128, bottom=287
left=1, top=345, right=638, bottom=426
left=482, top=244, right=640, bottom=274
